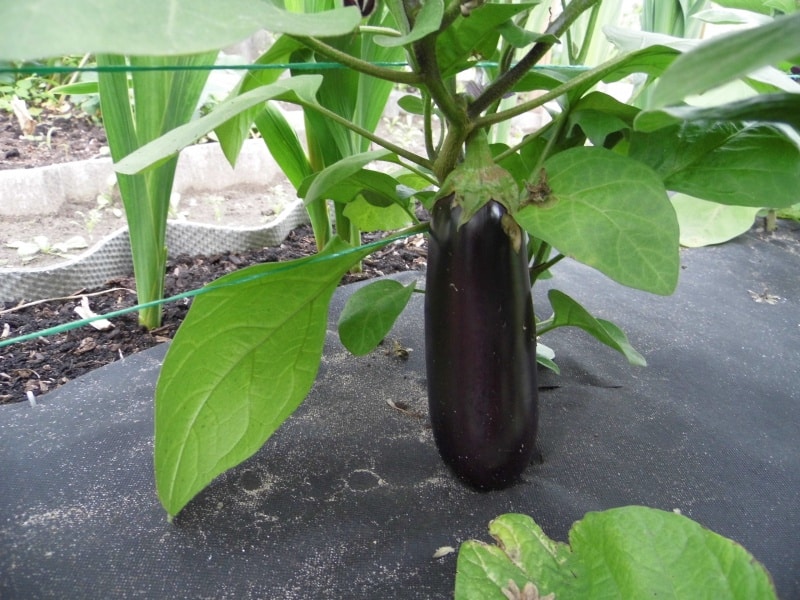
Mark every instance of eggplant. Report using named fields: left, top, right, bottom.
left=425, top=195, right=538, bottom=490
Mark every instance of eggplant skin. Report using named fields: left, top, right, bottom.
left=425, top=196, right=538, bottom=490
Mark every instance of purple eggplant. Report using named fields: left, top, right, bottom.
left=425, top=195, right=539, bottom=490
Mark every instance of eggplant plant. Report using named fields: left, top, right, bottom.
left=104, top=1, right=800, bottom=518
left=0, top=3, right=795, bottom=596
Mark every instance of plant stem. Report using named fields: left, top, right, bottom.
left=535, top=318, right=557, bottom=336
left=292, top=35, right=420, bottom=85
left=358, top=25, right=402, bottom=37
left=765, top=209, right=777, bottom=232
left=575, top=1, right=602, bottom=65
left=531, top=253, right=566, bottom=282
left=467, top=0, right=602, bottom=119
left=412, top=32, right=469, bottom=180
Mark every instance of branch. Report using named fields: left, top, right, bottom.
left=467, top=0, right=602, bottom=119
left=291, top=35, right=421, bottom=85
left=474, top=49, right=631, bottom=130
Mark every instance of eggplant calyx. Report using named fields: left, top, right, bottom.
left=435, top=129, right=520, bottom=228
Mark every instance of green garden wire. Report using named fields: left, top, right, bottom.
left=0, top=62, right=591, bottom=75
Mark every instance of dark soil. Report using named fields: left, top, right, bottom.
left=0, top=106, right=108, bottom=169
left=0, top=225, right=427, bottom=404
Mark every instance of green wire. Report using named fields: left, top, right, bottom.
left=0, top=62, right=410, bottom=74
left=0, top=225, right=428, bottom=350
left=0, top=62, right=590, bottom=75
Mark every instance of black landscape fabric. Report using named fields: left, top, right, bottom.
left=1, top=224, right=798, bottom=599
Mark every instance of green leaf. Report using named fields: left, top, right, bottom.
left=343, top=195, right=414, bottom=231
left=564, top=46, right=680, bottom=105
left=635, top=92, right=800, bottom=132
left=397, top=94, right=425, bottom=115
left=486, top=514, right=572, bottom=589
left=630, top=123, right=800, bottom=208
left=436, top=2, right=533, bottom=76
left=155, top=238, right=374, bottom=517
left=456, top=508, right=777, bottom=600
left=652, top=12, right=800, bottom=106
left=374, top=0, right=444, bottom=47
left=320, top=169, right=403, bottom=207
left=671, top=193, right=761, bottom=247
left=545, top=290, right=646, bottom=366
left=337, top=280, right=416, bottom=355
left=712, top=0, right=776, bottom=15
left=50, top=81, right=101, bottom=96
left=456, top=542, right=529, bottom=600
left=497, top=21, right=559, bottom=49
left=569, top=91, right=639, bottom=146
left=301, top=150, right=395, bottom=205
left=215, top=34, right=305, bottom=167
left=0, top=0, right=362, bottom=60
left=254, top=103, right=313, bottom=190
left=516, top=147, right=679, bottom=296
left=569, top=507, right=777, bottom=599
left=115, top=75, right=323, bottom=175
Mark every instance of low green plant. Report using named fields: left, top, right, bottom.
left=0, top=55, right=87, bottom=114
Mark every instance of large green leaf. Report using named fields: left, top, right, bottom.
left=115, top=75, right=323, bottom=175
left=0, top=0, right=361, bottom=60
left=337, top=280, right=416, bottom=355
left=652, top=11, right=800, bottom=106
left=456, top=509, right=777, bottom=599
left=544, top=289, right=647, bottom=366
left=318, top=169, right=403, bottom=206
left=515, top=147, right=679, bottom=296
left=671, top=193, right=761, bottom=247
left=568, top=508, right=776, bottom=599
left=300, top=150, right=395, bottom=205
left=155, top=238, right=374, bottom=517
left=629, top=123, right=800, bottom=208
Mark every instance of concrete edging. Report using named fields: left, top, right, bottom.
left=0, top=139, right=309, bottom=302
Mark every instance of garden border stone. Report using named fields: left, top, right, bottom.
left=0, top=139, right=309, bottom=302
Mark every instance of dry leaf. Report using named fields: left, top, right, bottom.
left=11, top=96, right=36, bottom=136
left=432, top=546, right=455, bottom=559
left=74, top=296, right=114, bottom=330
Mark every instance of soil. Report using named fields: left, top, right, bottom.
left=0, top=107, right=428, bottom=404
left=0, top=105, right=108, bottom=169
